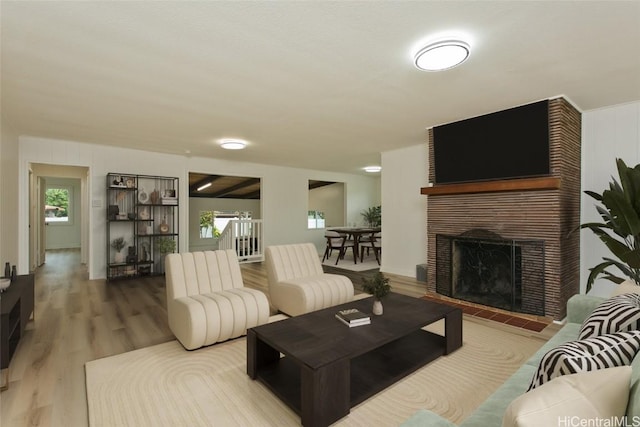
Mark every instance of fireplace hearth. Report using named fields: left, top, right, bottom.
left=436, top=230, right=545, bottom=316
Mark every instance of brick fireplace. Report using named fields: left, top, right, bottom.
left=422, top=98, right=581, bottom=320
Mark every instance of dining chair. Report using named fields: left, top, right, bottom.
left=322, top=231, right=356, bottom=265
left=359, top=232, right=381, bottom=265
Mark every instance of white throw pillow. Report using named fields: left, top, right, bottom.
left=503, top=366, right=631, bottom=427
left=611, top=280, right=640, bottom=296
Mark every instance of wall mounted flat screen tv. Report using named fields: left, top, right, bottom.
left=433, top=100, right=550, bottom=184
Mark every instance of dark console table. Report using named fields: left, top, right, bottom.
left=1, top=274, right=35, bottom=390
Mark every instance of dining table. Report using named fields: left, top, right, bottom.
left=328, top=227, right=380, bottom=263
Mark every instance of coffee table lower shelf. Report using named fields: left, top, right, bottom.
left=255, top=329, right=446, bottom=419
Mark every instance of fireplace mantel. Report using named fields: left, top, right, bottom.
left=420, top=176, right=561, bottom=196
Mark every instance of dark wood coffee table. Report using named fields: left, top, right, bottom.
left=247, top=293, right=462, bottom=427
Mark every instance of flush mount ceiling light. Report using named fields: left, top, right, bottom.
left=197, top=182, right=212, bottom=192
left=363, top=166, right=382, bottom=173
left=219, top=139, right=247, bottom=150
left=413, top=39, right=470, bottom=71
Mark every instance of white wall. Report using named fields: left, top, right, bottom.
left=188, top=197, right=261, bottom=252
left=380, top=144, right=428, bottom=277
left=581, top=101, right=640, bottom=296
left=18, top=136, right=379, bottom=278
left=1, top=124, right=20, bottom=269
left=309, top=182, right=344, bottom=228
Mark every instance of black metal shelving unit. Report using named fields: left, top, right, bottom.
left=106, top=173, right=178, bottom=280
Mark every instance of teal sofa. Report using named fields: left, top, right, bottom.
left=402, top=294, right=640, bottom=426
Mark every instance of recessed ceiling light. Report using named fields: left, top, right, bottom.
left=413, top=39, right=470, bottom=71
left=364, top=166, right=382, bottom=173
left=219, top=139, right=247, bottom=150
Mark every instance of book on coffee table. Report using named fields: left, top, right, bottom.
left=335, top=308, right=370, bottom=327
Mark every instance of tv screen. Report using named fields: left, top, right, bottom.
left=433, top=100, right=550, bottom=184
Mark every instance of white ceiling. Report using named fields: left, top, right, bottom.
left=2, top=1, right=639, bottom=174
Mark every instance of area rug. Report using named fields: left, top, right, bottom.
left=86, top=317, right=546, bottom=427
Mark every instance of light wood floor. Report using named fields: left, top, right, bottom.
left=0, top=249, right=431, bottom=427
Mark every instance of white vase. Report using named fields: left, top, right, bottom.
left=114, top=252, right=124, bottom=263
left=372, top=299, right=383, bottom=315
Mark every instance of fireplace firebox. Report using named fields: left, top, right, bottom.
left=436, top=230, right=545, bottom=316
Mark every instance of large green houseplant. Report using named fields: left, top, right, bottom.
left=581, top=158, right=640, bottom=292
left=361, top=206, right=381, bottom=228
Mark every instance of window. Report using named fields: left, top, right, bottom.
left=308, top=210, right=325, bottom=229
left=199, top=210, right=252, bottom=238
left=45, top=187, right=71, bottom=224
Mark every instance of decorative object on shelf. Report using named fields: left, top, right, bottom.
left=10, top=266, right=16, bottom=281
left=161, top=189, right=177, bottom=205
left=111, top=176, right=124, bottom=187
left=4, top=262, right=10, bottom=278
left=155, top=237, right=176, bottom=273
left=138, top=207, right=150, bottom=220
left=150, top=189, right=160, bottom=205
left=162, top=189, right=176, bottom=198
left=117, top=213, right=128, bottom=220
left=127, top=213, right=136, bottom=220
left=126, top=246, right=137, bottom=264
left=581, top=158, right=640, bottom=292
left=140, top=242, right=150, bottom=261
left=158, top=216, right=170, bottom=234
left=361, top=272, right=391, bottom=315
left=0, top=278, right=10, bottom=292
left=155, top=237, right=175, bottom=254
left=108, top=205, right=119, bottom=220
left=138, top=188, right=149, bottom=204
left=137, top=222, right=147, bottom=235
left=111, top=237, right=126, bottom=263
left=125, top=178, right=135, bottom=188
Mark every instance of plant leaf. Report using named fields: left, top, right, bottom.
left=586, top=261, right=616, bottom=293
left=602, top=189, right=640, bottom=237
left=584, top=190, right=603, bottom=202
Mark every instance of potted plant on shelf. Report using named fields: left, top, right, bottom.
left=155, top=237, right=176, bottom=274
left=111, top=237, right=126, bottom=263
left=581, top=158, right=640, bottom=292
left=361, top=272, right=391, bottom=315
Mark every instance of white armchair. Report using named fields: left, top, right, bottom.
left=165, top=250, right=270, bottom=350
left=265, top=243, right=354, bottom=316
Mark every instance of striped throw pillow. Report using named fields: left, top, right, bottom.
left=527, top=331, right=640, bottom=391
left=578, top=293, right=640, bottom=340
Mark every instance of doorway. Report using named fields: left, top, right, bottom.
left=29, top=163, right=89, bottom=273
